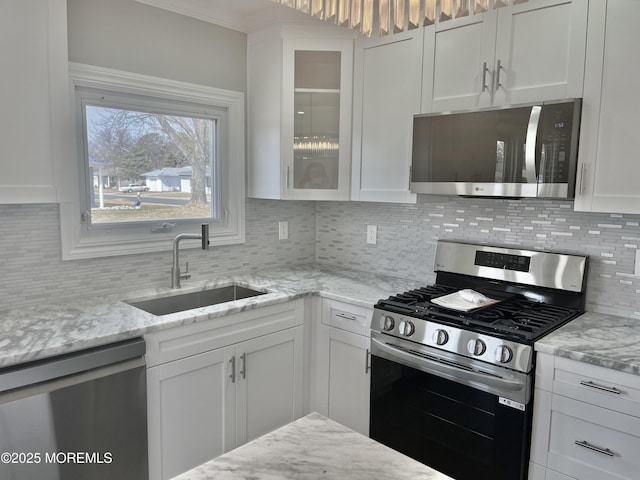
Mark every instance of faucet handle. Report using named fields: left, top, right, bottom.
left=180, top=262, right=191, bottom=281
left=202, top=224, right=210, bottom=250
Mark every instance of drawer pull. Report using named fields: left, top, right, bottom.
left=335, top=312, right=357, bottom=322
left=579, top=380, right=622, bottom=395
left=575, top=440, right=615, bottom=457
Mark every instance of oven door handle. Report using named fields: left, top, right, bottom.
left=371, top=337, right=525, bottom=392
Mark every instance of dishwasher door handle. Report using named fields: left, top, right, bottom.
left=0, top=337, right=145, bottom=394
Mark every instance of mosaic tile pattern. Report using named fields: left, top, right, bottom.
left=0, top=199, right=316, bottom=311
left=2, top=196, right=639, bottom=319
left=315, top=197, right=640, bottom=319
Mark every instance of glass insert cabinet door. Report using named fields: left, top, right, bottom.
left=294, top=51, right=340, bottom=191
left=283, top=37, right=353, bottom=200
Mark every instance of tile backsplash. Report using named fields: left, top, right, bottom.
left=2, top=196, right=639, bottom=319
left=315, top=197, right=640, bottom=319
left=0, top=199, right=316, bottom=311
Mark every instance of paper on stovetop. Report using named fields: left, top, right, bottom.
left=431, top=288, right=501, bottom=312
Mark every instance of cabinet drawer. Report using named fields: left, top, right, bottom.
left=322, top=299, right=372, bottom=336
left=553, top=357, right=640, bottom=418
left=546, top=470, right=575, bottom=480
left=548, top=394, right=640, bottom=479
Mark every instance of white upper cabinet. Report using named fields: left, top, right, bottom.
left=574, top=0, right=640, bottom=214
left=248, top=24, right=354, bottom=201
left=0, top=0, right=73, bottom=204
left=422, top=0, right=588, bottom=113
left=351, top=31, right=421, bottom=204
left=422, top=13, right=496, bottom=112
left=492, top=0, right=587, bottom=106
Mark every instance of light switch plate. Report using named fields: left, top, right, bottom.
left=367, top=225, right=377, bottom=245
left=279, top=221, right=288, bottom=240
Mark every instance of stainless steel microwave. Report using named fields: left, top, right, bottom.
left=410, top=99, right=582, bottom=198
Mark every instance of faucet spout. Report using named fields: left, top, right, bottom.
left=171, top=224, right=210, bottom=288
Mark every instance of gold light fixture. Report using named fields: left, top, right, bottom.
left=272, top=0, right=527, bottom=36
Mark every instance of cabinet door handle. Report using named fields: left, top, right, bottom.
left=481, top=62, right=490, bottom=91
left=575, top=440, right=615, bottom=457
left=579, top=380, right=622, bottom=395
left=286, top=166, right=290, bottom=189
left=335, top=312, right=357, bottom=322
left=495, top=59, right=503, bottom=90
left=240, top=353, right=246, bottom=379
left=229, top=356, right=236, bottom=383
left=365, top=348, right=371, bottom=374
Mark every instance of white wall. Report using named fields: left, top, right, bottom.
left=67, top=0, right=247, bottom=92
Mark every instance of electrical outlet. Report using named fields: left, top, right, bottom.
left=279, top=221, right=289, bottom=240
left=367, top=225, right=377, bottom=245
left=635, top=249, right=640, bottom=276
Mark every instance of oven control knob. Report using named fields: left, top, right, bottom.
left=467, top=339, right=486, bottom=356
left=495, top=346, right=513, bottom=364
left=432, top=329, right=449, bottom=346
left=381, top=315, right=395, bottom=331
left=398, top=321, right=415, bottom=337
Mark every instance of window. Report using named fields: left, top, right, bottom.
left=84, top=103, right=217, bottom=225
left=60, top=63, right=245, bottom=260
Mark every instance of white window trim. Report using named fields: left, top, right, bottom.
left=60, top=62, right=245, bottom=260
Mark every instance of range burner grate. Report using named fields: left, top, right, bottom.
left=376, top=285, right=580, bottom=343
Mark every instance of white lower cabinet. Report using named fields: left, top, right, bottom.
left=147, top=346, right=234, bottom=480
left=235, top=328, right=304, bottom=446
left=314, top=299, right=372, bottom=435
left=530, top=353, right=640, bottom=480
left=145, top=301, right=304, bottom=480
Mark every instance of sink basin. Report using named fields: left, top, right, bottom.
left=127, top=285, right=266, bottom=316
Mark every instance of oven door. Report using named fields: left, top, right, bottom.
left=370, top=332, right=532, bottom=480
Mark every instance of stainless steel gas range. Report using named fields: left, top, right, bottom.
left=369, top=240, right=588, bottom=480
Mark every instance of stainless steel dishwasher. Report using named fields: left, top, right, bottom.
left=0, top=337, right=148, bottom=480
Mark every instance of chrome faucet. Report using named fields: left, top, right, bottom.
left=171, top=224, right=210, bottom=288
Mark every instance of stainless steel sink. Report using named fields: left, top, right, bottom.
left=127, top=285, right=266, bottom=316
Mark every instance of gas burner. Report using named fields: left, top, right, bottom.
left=375, top=287, right=582, bottom=343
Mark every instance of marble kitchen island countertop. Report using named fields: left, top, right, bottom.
left=172, top=412, right=454, bottom=480
left=535, top=311, right=640, bottom=376
left=0, top=265, right=423, bottom=368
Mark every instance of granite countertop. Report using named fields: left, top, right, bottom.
left=0, top=265, right=423, bottom=368
left=2, top=263, right=640, bottom=376
left=535, top=310, right=640, bottom=376
left=172, top=412, right=453, bottom=480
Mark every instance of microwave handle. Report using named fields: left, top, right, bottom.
left=524, top=106, right=542, bottom=184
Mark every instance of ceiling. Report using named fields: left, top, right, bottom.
left=133, top=0, right=320, bottom=32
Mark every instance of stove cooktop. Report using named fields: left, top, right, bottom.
left=375, top=284, right=581, bottom=344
